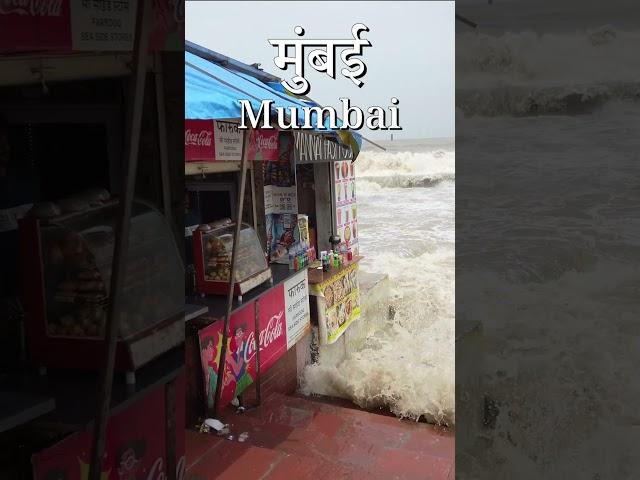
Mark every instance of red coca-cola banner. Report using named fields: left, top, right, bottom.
left=0, top=0, right=71, bottom=52
left=248, top=128, right=280, bottom=162
left=32, top=373, right=186, bottom=480
left=198, top=283, right=288, bottom=409
left=197, top=269, right=310, bottom=411
left=184, top=119, right=215, bottom=162
left=0, top=0, right=184, bottom=53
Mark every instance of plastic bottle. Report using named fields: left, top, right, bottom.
left=321, top=251, right=329, bottom=272
left=288, top=251, right=295, bottom=270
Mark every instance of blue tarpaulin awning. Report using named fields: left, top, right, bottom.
left=185, top=47, right=362, bottom=157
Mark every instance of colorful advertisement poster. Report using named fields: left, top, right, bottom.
left=198, top=275, right=310, bottom=410
left=334, top=160, right=358, bottom=255
left=32, top=374, right=186, bottom=480
left=248, top=128, right=279, bottom=161
left=184, top=120, right=244, bottom=162
left=265, top=213, right=297, bottom=263
left=264, top=132, right=298, bottom=261
left=311, top=262, right=361, bottom=345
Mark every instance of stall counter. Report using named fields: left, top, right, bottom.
left=308, top=257, right=362, bottom=345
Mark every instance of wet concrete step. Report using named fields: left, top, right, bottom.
left=194, top=392, right=455, bottom=479
left=187, top=428, right=421, bottom=480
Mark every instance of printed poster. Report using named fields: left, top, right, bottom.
left=213, top=121, right=243, bottom=161
left=264, top=132, right=298, bottom=261
left=266, top=213, right=297, bottom=262
left=284, top=269, right=311, bottom=349
left=311, top=262, right=361, bottom=345
left=70, top=0, right=137, bottom=51
left=333, top=160, right=358, bottom=255
left=264, top=185, right=298, bottom=215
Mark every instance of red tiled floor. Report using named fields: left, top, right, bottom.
left=186, top=393, right=454, bottom=480
left=400, top=428, right=455, bottom=459
left=187, top=441, right=285, bottom=480
left=375, top=448, right=453, bottom=480
left=185, top=429, right=224, bottom=469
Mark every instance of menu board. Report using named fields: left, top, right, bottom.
left=333, top=160, right=358, bottom=255
left=310, top=262, right=361, bottom=345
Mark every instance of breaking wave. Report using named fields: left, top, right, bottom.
left=457, top=26, right=640, bottom=116
left=356, top=147, right=455, bottom=191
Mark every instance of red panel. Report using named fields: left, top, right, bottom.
left=184, top=119, right=215, bottom=162
left=197, top=284, right=288, bottom=411
left=32, top=380, right=185, bottom=480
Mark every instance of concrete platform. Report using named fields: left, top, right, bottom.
left=186, top=392, right=454, bottom=479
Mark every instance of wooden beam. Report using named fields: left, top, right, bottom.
left=88, top=1, right=151, bottom=479
left=213, top=130, right=249, bottom=414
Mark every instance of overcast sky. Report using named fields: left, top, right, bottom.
left=186, top=1, right=454, bottom=140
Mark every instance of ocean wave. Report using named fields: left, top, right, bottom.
left=302, top=248, right=455, bottom=425
left=458, top=260, right=640, bottom=477
left=359, top=173, right=455, bottom=190
left=457, top=82, right=640, bottom=117
left=457, top=26, right=640, bottom=116
left=356, top=148, right=455, bottom=190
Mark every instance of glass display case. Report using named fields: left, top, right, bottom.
left=193, top=220, right=272, bottom=297
left=19, top=200, right=184, bottom=372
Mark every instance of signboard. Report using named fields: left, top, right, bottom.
left=70, top=1, right=136, bottom=51
left=334, top=160, right=359, bottom=255
left=293, top=131, right=353, bottom=163
left=198, top=275, right=310, bottom=410
left=184, top=120, right=244, bottom=162
left=284, top=269, right=311, bottom=349
left=0, top=0, right=184, bottom=53
left=311, top=262, right=361, bottom=345
left=264, top=185, right=298, bottom=215
left=213, top=120, right=243, bottom=161
left=248, top=128, right=279, bottom=161
left=32, top=373, right=186, bottom=480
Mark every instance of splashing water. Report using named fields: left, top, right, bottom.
left=302, top=139, right=455, bottom=425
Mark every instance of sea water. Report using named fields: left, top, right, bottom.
left=302, top=138, right=456, bottom=425
left=455, top=17, right=640, bottom=479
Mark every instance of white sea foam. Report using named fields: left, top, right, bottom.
left=457, top=27, right=640, bottom=116
left=302, top=141, right=455, bottom=425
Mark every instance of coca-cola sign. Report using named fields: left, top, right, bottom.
left=198, top=272, right=310, bottom=411
left=184, top=119, right=215, bottom=162
left=185, top=129, right=212, bottom=147
left=32, top=373, right=187, bottom=480
left=0, top=0, right=63, bottom=16
left=248, top=128, right=280, bottom=161
left=245, top=310, right=285, bottom=362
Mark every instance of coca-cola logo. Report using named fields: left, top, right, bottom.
left=145, top=455, right=186, bottom=480
left=185, top=129, right=212, bottom=147
left=244, top=311, right=284, bottom=362
left=255, top=134, right=278, bottom=151
left=0, top=0, right=62, bottom=16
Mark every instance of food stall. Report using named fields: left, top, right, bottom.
left=183, top=43, right=363, bottom=421
left=0, top=2, right=187, bottom=479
